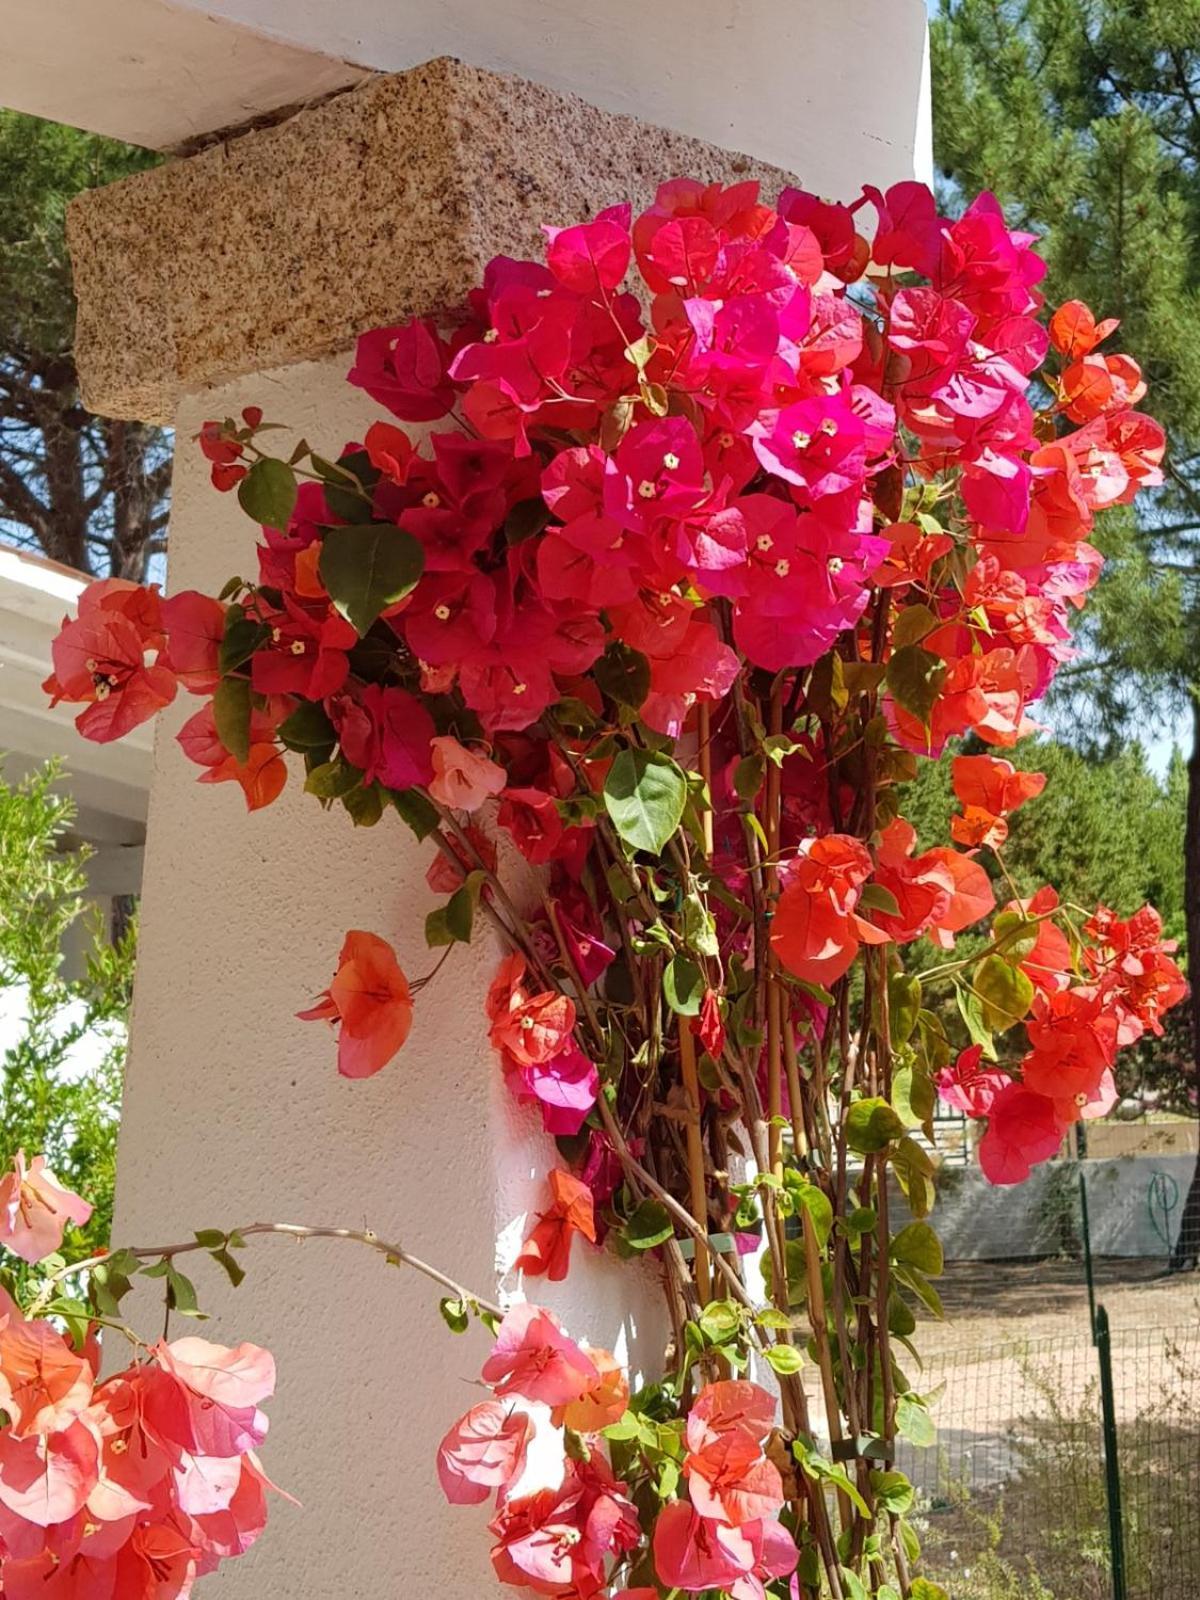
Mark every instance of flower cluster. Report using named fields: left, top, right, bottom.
left=0, top=1158, right=281, bottom=1598
left=42, top=174, right=1184, bottom=1597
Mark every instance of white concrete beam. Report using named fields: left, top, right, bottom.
left=1, top=0, right=929, bottom=189
left=0, top=0, right=367, bottom=149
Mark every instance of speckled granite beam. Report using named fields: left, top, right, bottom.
left=67, top=55, right=797, bottom=424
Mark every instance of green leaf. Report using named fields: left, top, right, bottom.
left=218, top=608, right=269, bottom=675
left=764, top=1343, right=805, bottom=1375
left=698, top=1301, right=741, bottom=1345
left=305, top=759, right=362, bottom=800
left=682, top=889, right=719, bottom=957
left=858, top=882, right=901, bottom=918
left=888, top=972, right=922, bottom=1046
left=425, top=884, right=474, bottom=947
left=886, top=644, right=946, bottom=728
left=390, top=787, right=440, bottom=840
left=891, top=603, right=940, bottom=649
left=896, top=1393, right=936, bottom=1449
left=954, top=983, right=996, bottom=1058
left=845, top=1097, right=905, bottom=1154
left=623, top=1199, right=673, bottom=1251
left=733, top=753, right=765, bottom=801
left=891, top=1222, right=944, bottom=1277
left=974, top=953, right=1035, bottom=1033
left=212, top=675, right=251, bottom=764
left=193, top=1229, right=226, bottom=1249
left=166, top=1265, right=203, bottom=1316
left=209, top=1247, right=245, bottom=1289
left=663, top=953, right=704, bottom=1016
left=237, top=457, right=297, bottom=530
left=846, top=1206, right=877, bottom=1243
left=893, top=1262, right=945, bottom=1319
left=594, top=641, right=650, bottom=709
left=439, top=1296, right=470, bottom=1334
left=278, top=701, right=336, bottom=752
left=794, top=1181, right=833, bottom=1250
left=870, top=1467, right=915, bottom=1514
left=603, top=748, right=688, bottom=854
left=910, top=1580, right=949, bottom=1600
left=992, top=908, right=1041, bottom=962
left=504, top=497, right=552, bottom=546
left=319, top=523, right=425, bottom=636
left=891, top=1063, right=935, bottom=1132
left=343, top=782, right=384, bottom=827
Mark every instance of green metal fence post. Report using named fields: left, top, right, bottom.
left=1078, top=1156, right=1097, bottom=1338
left=1094, top=1304, right=1128, bottom=1600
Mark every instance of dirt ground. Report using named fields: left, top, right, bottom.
left=923, top=1256, right=1200, bottom=1353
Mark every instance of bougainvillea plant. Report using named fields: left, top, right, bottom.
left=9, top=177, right=1184, bottom=1599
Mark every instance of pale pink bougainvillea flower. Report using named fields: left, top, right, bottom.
left=0, top=1152, right=92, bottom=1266
left=297, top=930, right=413, bottom=1078
left=428, top=735, right=507, bottom=811
left=437, top=1401, right=534, bottom=1505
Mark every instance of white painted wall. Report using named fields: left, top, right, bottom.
left=114, top=355, right=670, bottom=1599
left=172, top=0, right=931, bottom=187
left=0, top=0, right=930, bottom=191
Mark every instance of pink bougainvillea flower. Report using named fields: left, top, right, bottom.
left=487, top=958, right=577, bottom=1068
left=152, top=1338, right=275, bottom=1460
left=684, top=1431, right=784, bottom=1528
left=1048, top=299, right=1119, bottom=360
left=652, top=1500, right=759, bottom=1593
left=922, top=847, right=996, bottom=949
left=480, top=1304, right=599, bottom=1408
left=515, top=1170, right=596, bottom=1283
left=935, top=1046, right=1010, bottom=1119
left=523, top=1044, right=601, bottom=1136
left=428, top=736, right=507, bottom=811
left=544, top=204, right=632, bottom=295
left=0, top=1151, right=92, bottom=1266
left=489, top=1454, right=640, bottom=1598
left=328, top=684, right=436, bottom=791
left=348, top=320, right=458, bottom=421
left=44, top=580, right=177, bottom=743
left=978, top=1082, right=1065, bottom=1184
left=436, top=1401, right=534, bottom=1506
left=363, top=419, right=417, bottom=484
left=297, top=930, right=413, bottom=1079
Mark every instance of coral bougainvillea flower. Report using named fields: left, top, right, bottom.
left=0, top=1152, right=92, bottom=1266
left=480, top=1304, right=599, bottom=1408
left=951, top=754, right=1046, bottom=849
left=43, top=580, right=177, bottom=743
left=515, top=1170, right=596, bottom=1282
left=552, top=1348, right=630, bottom=1433
left=770, top=835, right=888, bottom=987
left=489, top=1454, right=640, bottom=1597
left=297, top=931, right=413, bottom=1078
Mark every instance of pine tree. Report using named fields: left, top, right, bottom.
left=932, top=0, right=1200, bottom=1267
left=0, top=111, right=169, bottom=577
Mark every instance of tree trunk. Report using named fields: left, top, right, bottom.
left=1169, top=694, right=1200, bottom=1270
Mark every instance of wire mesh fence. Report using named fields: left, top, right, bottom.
left=902, top=1322, right=1200, bottom=1600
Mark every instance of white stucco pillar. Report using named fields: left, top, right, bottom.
left=67, top=36, right=930, bottom=1597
